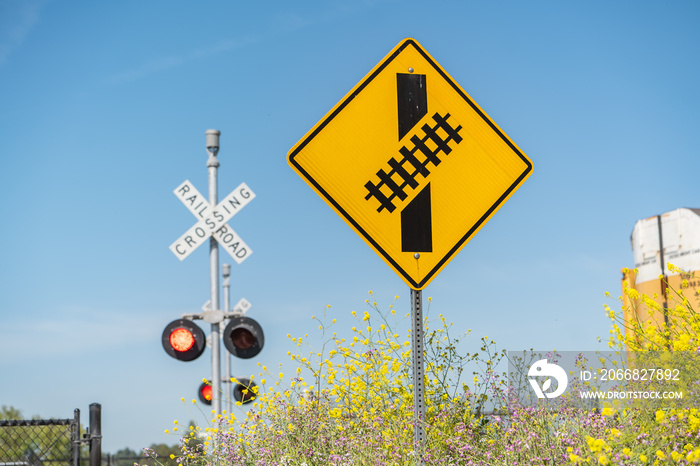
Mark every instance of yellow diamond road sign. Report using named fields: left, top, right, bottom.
left=288, top=38, right=533, bottom=290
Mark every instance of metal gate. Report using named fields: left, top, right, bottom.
left=0, top=404, right=101, bottom=466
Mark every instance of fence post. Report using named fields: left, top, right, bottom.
left=89, top=404, right=101, bottom=466
left=72, top=409, right=81, bottom=466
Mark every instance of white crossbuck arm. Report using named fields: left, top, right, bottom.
left=169, top=180, right=254, bottom=263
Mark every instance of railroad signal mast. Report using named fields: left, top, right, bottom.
left=162, top=130, right=263, bottom=414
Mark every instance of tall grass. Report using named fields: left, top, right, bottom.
left=157, top=277, right=700, bottom=465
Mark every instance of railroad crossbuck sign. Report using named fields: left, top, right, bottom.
left=288, top=38, right=533, bottom=290
left=169, top=180, right=254, bottom=263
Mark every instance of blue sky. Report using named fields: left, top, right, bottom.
left=1, top=0, right=699, bottom=453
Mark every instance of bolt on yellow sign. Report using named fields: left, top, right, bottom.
left=288, top=38, right=533, bottom=290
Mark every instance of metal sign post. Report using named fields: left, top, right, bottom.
left=206, top=130, right=222, bottom=415
left=410, top=286, right=426, bottom=463
left=222, top=263, right=233, bottom=414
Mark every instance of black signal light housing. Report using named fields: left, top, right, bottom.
left=222, top=316, right=264, bottom=359
left=162, top=319, right=206, bottom=361
left=232, top=378, right=257, bottom=404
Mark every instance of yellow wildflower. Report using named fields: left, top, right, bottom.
left=655, top=410, right=665, bottom=423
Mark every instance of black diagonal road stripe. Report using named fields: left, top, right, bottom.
left=397, top=73, right=432, bottom=252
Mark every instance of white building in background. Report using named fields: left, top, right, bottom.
left=630, top=208, right=700, bottom=283
left=622, top=208, right=700, bottom=334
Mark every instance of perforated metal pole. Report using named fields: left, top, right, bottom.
left=222, top=263, right=232, bottom=413
left=206, top=130, right=222, bottom=415
left=411, top=288, right=426, bottom=464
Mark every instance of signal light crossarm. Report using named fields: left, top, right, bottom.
left=180, top=311, right=247, bottom=322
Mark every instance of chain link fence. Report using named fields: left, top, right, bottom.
left=0, top=405, right=101, bottom=466
left=0, top=405, right=183, bottom=466
left=0, top=417, right=78, bottom=466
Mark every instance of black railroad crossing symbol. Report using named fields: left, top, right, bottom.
left=364, top=73, right=463, bottom=252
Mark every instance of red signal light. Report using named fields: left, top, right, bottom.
left=169, top=328, right=195, bottom=352
left=162, top=319, right=206, bottom=361
left=198, top=381, right=213, bottom=405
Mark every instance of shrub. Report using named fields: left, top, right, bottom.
left=157, top=279, right=700, bottom=466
